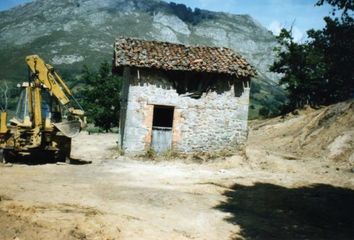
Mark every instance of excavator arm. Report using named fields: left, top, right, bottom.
left=26, top=55, right=72, bottom=106
left=25, top=55, right=85, bottom=136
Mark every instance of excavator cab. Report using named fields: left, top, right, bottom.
left=12, top=83, right=32, bottom=127
left=11, top=82, right=82, bottom=137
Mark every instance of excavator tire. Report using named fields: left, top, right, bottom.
left=2, top=149, right=18, bottom=163
left=0, top=150, right=4, bottom=163
left=54, top=136, right=72, bottom=163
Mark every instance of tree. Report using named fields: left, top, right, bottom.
left=167, top=2, right=214, bottom=25
left=308, top=16, right=354, bottom=104
left=270, top=1, right=353, bottom=112
left=270, top=29, right=326, bottom=109
left=78, top=61, right=122, bottom=132
left=316, top=0, right=354, bottom=17
left=0, top=81, right=9, bottom=111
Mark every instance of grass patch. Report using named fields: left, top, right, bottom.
left=137, top=146, right=245, bottom=163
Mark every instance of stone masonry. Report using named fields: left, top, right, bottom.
left=120, top=68, right=250, bottom=154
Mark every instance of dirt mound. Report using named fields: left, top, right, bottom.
left=249, top=100, right=354, bottom=164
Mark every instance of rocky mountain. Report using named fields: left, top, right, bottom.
left=0, top=0, right=286, bottom=118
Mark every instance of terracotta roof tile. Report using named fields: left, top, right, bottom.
left=114, top=38, right=256, bottom=78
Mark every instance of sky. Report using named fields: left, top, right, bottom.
left=0, top=0, right=333, bottom=42
left=170, top=0, right=333, bottom=42
left=0, top=0, right=32, bottom=11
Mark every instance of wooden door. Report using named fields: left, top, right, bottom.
left=151, top=105, right=174, bottom=153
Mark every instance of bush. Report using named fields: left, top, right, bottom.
left=259, top=107, right=270, bottom=117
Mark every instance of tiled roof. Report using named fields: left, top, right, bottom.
left=114, top=38, right=256, bottom=78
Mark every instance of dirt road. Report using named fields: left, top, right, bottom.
left=1, top=126, right=353, bottom=239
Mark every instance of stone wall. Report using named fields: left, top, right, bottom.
left=120, top=68, right=250, bottom=154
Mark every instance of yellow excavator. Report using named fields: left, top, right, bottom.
left=0, top=55, right=85, bottom=163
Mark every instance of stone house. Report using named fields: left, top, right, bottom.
left=113, top=38, right=256, bottom=155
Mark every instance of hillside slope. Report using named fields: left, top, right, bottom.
left=0, top=0, right=286, bottom=117
left=249, top=100, right=354, bottom=165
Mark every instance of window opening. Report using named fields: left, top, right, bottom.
left=152, top=105, right=174, bottom=129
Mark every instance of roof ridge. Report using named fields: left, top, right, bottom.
left=115, top=37, right=235, bottom=52
left=114, top=38, right=256, bottom=77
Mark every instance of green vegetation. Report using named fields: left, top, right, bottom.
left=270, top=0, right=353, bottom=112
left=250, top=81, right=261, bottom=94
left=316, top=0, right=354, bottom=15
left=143, top=148, right=157, bottom=159
left=166, top=2, right=215, bottom=25
left=259, top=107, right=270, bottom=118
left=78, top=61, right=122, bottom=132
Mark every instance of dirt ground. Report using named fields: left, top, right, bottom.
left=0, top=103, right=353, bottom=240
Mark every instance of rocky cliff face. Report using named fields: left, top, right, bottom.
left=0, top=0, right=286, bottom=117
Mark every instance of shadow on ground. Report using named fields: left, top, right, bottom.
left=1, top=150, right=91, bottom=165
left=215, top=182, right=354, bottom=240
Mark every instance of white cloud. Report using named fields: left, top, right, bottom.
left=267, top=20, right=283, bottom=36
left=267, top=20, right=305, bottom=42
left=292, top=26, right=304, bottom=43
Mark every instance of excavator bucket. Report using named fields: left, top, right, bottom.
left=53, top=120, right=81, bottom=138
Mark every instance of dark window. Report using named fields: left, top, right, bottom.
left=152, top=105, right=174, bottom=128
